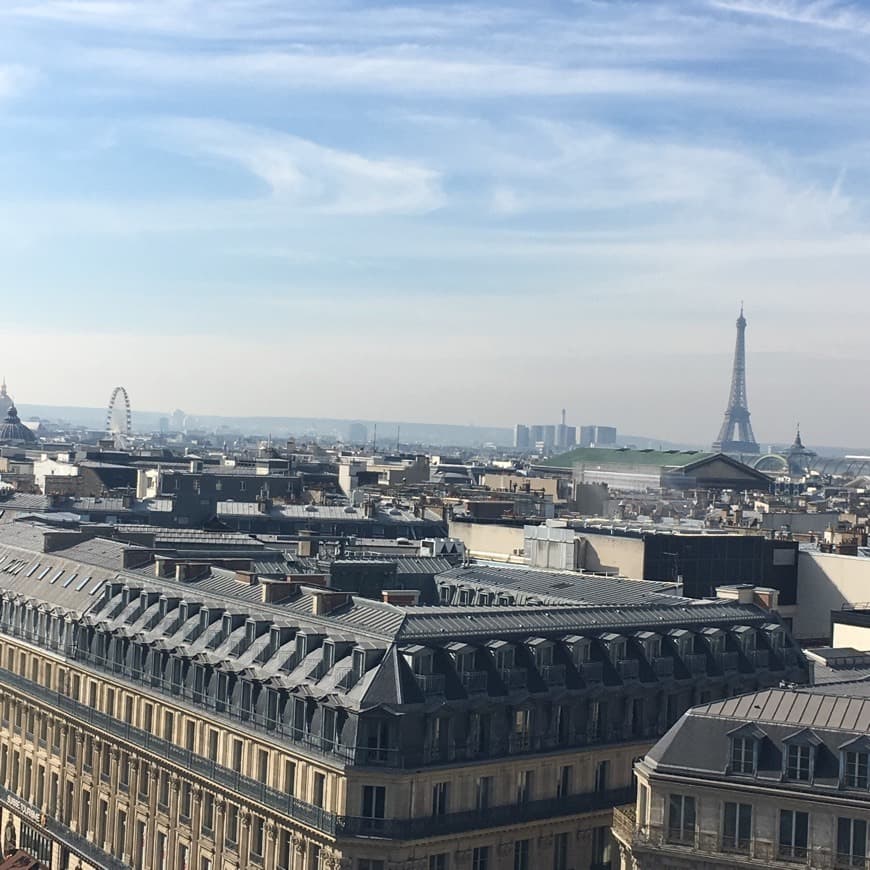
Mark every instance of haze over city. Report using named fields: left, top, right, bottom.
left=1, top=0, right=869, bottom=445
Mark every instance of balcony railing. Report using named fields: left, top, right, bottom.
left=721, top=837, right=751, bottom=854
left=338, top=786, right=633, bottom=839
left=459, top=670, right=488, bottom=694
left=778, top=844, right=809, bottom=862
left=415, top=673, right=445, bottom=696
left=750, top=650, right=770, bottom=669
left=499, top=668, right=528, bottom=690
left=652, top=657, right=674, bottom=678
left=540, top=664, right=566, bottom=686
left=617, top=659, right=639, bottom=681
left=683, top=653, right=707, bottom=675
left=579, top=661, right=603, bottom=683
left=717, top=651, right=739, bottom=673
left=836, top=852, right=869, bottom=869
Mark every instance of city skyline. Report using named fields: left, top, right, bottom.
left=2, top=1, right=870, bottom=444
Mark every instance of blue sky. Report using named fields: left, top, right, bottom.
left=1, top=0, right=870, bottom=445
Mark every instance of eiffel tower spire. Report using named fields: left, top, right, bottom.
left=712, top=305, right=759, bottom=454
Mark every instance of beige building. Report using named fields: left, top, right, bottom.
left=614, top=685, right=870, bottom=869
left=0, top=517, right=807, bottom=870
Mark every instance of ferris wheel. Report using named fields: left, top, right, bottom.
left=106, top=386, right=132, bottom=442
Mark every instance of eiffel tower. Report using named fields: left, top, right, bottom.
left=712, top=305, right=759, bottom=454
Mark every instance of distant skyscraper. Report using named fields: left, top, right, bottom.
left=542, top=425, right=556, bottom=448
left=514, top=424, right=530, bottom=449
left=158, top=416, right=169, bottom=434
left=530, top=425, right=544, bottom=445
left=579, top=425, right=595, bottom=448
left=595, top=426, right=617, bottom=446
left=713, top=305, right=760, bottom=454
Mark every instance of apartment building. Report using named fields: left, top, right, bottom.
left=0, top=518, right=808, bottom=870
left=614, top=685, right=870, bottom=869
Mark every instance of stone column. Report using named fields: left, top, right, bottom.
left=240, top=809, right=252, bottom=866
left=190, top=785, right=202, bottom=860
left=293, top=832, right=308, bottom=870
left=167, top=773, right=181, bottom=860
left=145, top=766, right=159, bottom=868
left=106, top=747, right=120, bottom=849
left=213, top=796, right=226, bottom=868
left=265, top=820, right=278, bottom=867
left=124, top=759, right=140, bottom=864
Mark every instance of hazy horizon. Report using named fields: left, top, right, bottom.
left=2, top=1, right=870, bottom=446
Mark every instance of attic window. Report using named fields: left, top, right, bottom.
left=352, top=649, right=366, bottom=682
left=786, top=744, right=811, bottom=781
left=730, top=736, right=758, bottom=774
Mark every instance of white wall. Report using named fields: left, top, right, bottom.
left=795, top=551, right=870, bottom=641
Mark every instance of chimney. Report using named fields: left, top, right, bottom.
left=189, top=459, right=203, bottom=473
left=715, top=584, right=755, bottom=605
left=310, top=589, right=351, bottom=615
left=175, top=562, right=210, bottom=583
left=297, top=537, right=319, bottom=558
left=260, top=580, right=298, bottom=604
left=155, top=557, right=176, bottom=578
left=235, top=571, right=258, bottom=586
left=122, top=548, right=153, bottom=570
left=381, top=589, right=421, bottom=606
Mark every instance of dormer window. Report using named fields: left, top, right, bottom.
left=635, top=631, right=662, bottom=660
left=841, top=737, right=870, bottom=789
left=731, top=737, right=756, bottom=773
left=352, top=649, right=366, bottom=682
left=200, top=609, right=210, bottom=630
left=783, top=729, right=820, bottom=782
left=764, top=623, right=785, bottom=649
left=322, top=641, right=336, bottom=671
left=221, top=613, right=233, bottom=638
left=786, top=744, right=811, bottom=780
left=601, top=634, right=626, bottom=663
left=246, top=621, right=256, bottom=645
left=728, top=725, right=765, bottom=775
left=528, top=638, right=553, bottom=668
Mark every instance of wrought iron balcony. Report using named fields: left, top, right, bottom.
left=652, top=657, right=674, bottom=678
left=683, top=653, right=707, bottom=675
left=750, top=650, right=769, bottom=669
left=579, top=661, right=603, bottom=683
left=617, top=659, right=639, bottom=681
left=540, top=664, right=566, bottom=686
left=416, top=673, right=445, bottom=696
left=338, top=786, right=634, bottom=839
left=499, top=667, right=528, bottom=690
left=459, top=670, right=488, bottom=694
left=717, top=651, right=739, bottom=672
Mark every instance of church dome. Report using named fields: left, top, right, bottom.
left=0, top=405, right=36, bottom=445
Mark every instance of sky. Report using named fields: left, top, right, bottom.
left=1, top=0, right=870, bottom=447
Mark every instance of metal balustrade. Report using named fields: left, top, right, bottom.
left=617, top=659, right=639, bottom=681
left=499, top=667, right=528, bottom=690
left=541, top=664, right=566, bottom=686
left=579, top=661, right=603, bottom=683
left=652, top=657, right=674, bottom=679
left=459, top=670, right=488, bottom=694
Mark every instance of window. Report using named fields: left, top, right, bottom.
left=207, top=730, right=218, bottom=762
left=361, top=785, right=385, bottom=832
left=844, top=751, right=870, bottom=789
left=516, top=770, right=533, bottom=804
left=723, top=802, right=752, bottom=853
left=779, top=810, right=809, bottom=861
left=472, top=847, right=489, bottom=870
left=594, top=760, right=609, bottom=793
left=786, top=744, right=811, bottom=781
left=429, top=855, right=448, bottom=870
left=476, top=776, right=492, bottom=811
left=667, top=794, right=696, bottom=844
left=284, top=760, right=296, bottom=795
left=313, top=772, right=325, bottom=808
left=557, top=765, right=572, bottom=798
left=231, top=739, right=243, bottom=772
left=201, top=793, right=214, bottom=834
left=251, top=816, right=264, bottom=859
left=837, top=817, right=867, bottom=868
left=591, top=827, right=611, bottom=867
left=225, top=805, right=239, bottom=847
left=513, top=839, right=529, bottom=870
left=432, top=781, right=449, bottom=815
left=180, top=782, right=192, bottom=819
left=185, top=720, right=196, bottom=751
left=258, top=749, right=268, bottom=783
left=553, top=833, right=568, bottom=870
left=731, top=737, right=756, bottom=774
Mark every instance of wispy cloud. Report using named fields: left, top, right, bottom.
left=711, top=0, right=870, bottom=34
left=155, top=118, right=444, bottom=215
left=0, top=65, right=35, bottom=99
